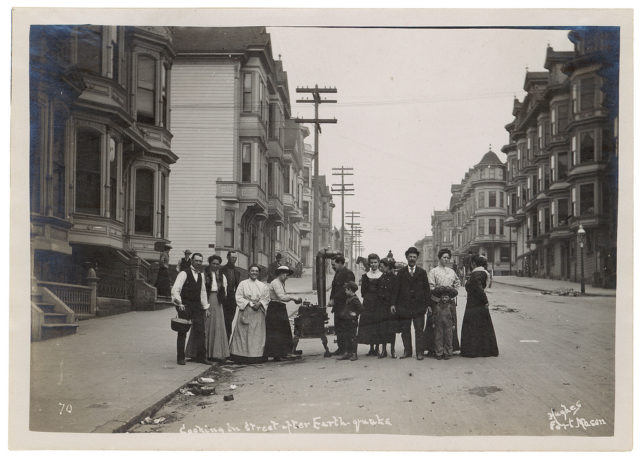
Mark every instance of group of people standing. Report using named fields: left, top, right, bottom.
left=170, top=250, right=303, bottom=366
left=329, top=246, right=499, bottom=361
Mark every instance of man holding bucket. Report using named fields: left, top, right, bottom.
left=171, top=253, right=210, bottom=365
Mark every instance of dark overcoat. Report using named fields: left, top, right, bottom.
left=329, top=267, right=355, bottom=315
left=393, top=266, right=431, bottom=318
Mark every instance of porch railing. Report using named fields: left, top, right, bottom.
left=38, top=281, right=93, bottom=315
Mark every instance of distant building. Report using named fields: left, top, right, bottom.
left=431, top=210, right=454, bottom=265
left=449, top=150, right=513, bottom=276
left=415, top=236, right=435, bottom=271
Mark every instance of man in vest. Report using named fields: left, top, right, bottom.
left=171, top=252, right=210, bottom=365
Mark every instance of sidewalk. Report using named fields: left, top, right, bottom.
left=491, top=275, right=616, bottom=297
left=30, top=307, right=213, bottom=433
left=29, top=270, right=331, bottom=434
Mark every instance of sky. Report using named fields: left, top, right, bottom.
left=268, top=27, right=573, bottom=259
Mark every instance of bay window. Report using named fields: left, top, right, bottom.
left=241, top=143, right=252, bottom=183
left=580, top=131, right=595, bottom=163
left=76, top=26, right=102, bottom=74
left=557, top=152, right=568, bottom=180
left=75, top=129, right=102, bottom=215
left=137, top=55, right=156, bottom=124
left=52, top=108, right=66, bottom=218
left=579, top=77, right=596, bottom=111
left=580, top=183, right=595, bottom=216
left=224, top=210, right=235, bottom=248
left=243, top=73, right=252, bottom=112
left=134, top=168, right=154, bottom=235
left=30, top=102, right=42, bottom=213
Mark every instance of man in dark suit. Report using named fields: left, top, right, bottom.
left=328, top=254, right=355, bottom=356
left=391, top=246, right=431, bottom=360
left=220, top=250, right=242, bottom=341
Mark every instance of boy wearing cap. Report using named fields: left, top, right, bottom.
left=337, top=281, right=363, bottom=361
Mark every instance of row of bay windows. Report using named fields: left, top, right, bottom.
left=240, top=142, right=304, bottom=206
left=453, top=189, right=506, bottom=227
left=73, top=26, right=171, bottom=127
left=30, top=115, right=169, bottom=238
left=242, top=72, right=286, bottom=143
left=507, top=181, right=602, bottom=235
left=75, top=128, right=169, bottom=238
left=508, top=127, right=613, bottom=190
left=508, top=76, right=602, bottom=180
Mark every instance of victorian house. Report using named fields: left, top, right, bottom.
left=449, top=150, right=513, bottom=276
left=168, top=27, right=310, bottom=275
left=30, top=26, right=177, bottom=338
left=503, top=28, right=618, bottom=287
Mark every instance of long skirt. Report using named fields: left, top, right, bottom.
left=425, top=300, right=460, bottom=354
left=186, top=294, right=229, bottom=360
left=357, top=294, right=383, bottom=345
left=205, top=293, right=230, bottom=360
left=155, top=267, right=171, bottom=297
left=460, top=305, right=499, bottom=357
left=229, top=305, right=267, bottom=363
left=264, top=301, right=293, bottom=358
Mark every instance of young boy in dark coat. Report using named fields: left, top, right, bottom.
left=337, top=281, right=364, bottom=361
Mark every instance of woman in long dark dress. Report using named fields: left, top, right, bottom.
left=460, top=255, right=499, bottom=357
left=378, top=258, right=399, bottom=358
left=264, top=266, right=302, bottom=361
left=357, top=253, right=384, bottom=356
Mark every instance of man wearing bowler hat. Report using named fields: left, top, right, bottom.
left=392, top=246, right=431, bottom=360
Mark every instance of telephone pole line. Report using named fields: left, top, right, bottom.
left=331, top=166, right=354, bottom=257
left=345, top=210, right=361, bottom=268
left=295, top=85, right=337, bottom=289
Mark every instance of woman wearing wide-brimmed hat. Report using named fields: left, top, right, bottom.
left=265, top=266, right=302, bottom=361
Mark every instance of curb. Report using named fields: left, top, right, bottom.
left=491, top=279, right=615, bottom=298
left=111, top=365, right=215, bottom=433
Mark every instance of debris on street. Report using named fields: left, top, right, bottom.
left=541, top=288, right=581, bottom=296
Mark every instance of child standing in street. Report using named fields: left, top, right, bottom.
left=338, top=281, right=364, bottom=361
left=431, top=285, right=459, bottom=360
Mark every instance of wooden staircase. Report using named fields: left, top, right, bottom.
left=31, top=291, right=79, bottom=341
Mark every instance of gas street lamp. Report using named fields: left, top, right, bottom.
left=577, top=224, right=586, bottom=294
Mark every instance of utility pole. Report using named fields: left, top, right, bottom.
left=295, top=85, right=337, bottom=289
left=331, top=166, right=354, bottom=257
left=345, top=211, right=361, bottom=267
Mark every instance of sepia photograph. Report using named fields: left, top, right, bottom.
left=8, top=6, right=634, bottom=451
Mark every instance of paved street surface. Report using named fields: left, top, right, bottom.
left=129, top=277, right=615, bottom=437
